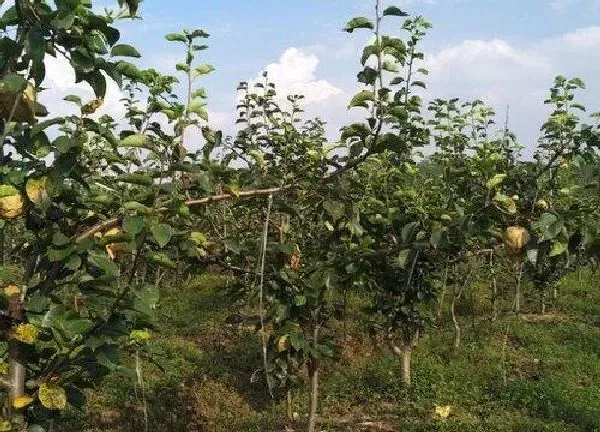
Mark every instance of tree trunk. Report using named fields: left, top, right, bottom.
left=436, top=265, right=449, bottom=324
left=391, top=329, right=419, bottom=387
left=307, top=359, right=319, bottom=432
left=541, top=288, right=547, bottom=315
left=400, top=346, right=412, bottom=386
left=514, top=262, right=523, bottom=314
left=451, top=290, right=461, bottom=349
left=307, top=325, right=320, bottom=432
left=490, top=252, right=498, bottom=321
left=8, top=296, right=25, bottom=412
left=286, top=389, right=293, bottom=422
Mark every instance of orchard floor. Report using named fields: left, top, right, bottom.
left=58, top=271, right=600, bottom=432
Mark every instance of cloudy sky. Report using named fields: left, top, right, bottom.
left=38, top=0, right=600, bottom=156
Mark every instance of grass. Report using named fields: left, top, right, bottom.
left=57, top=270, right=600, bottom=431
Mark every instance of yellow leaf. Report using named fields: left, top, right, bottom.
left=0, top=191, right=24, bottom=220
left=104, top=227, right=121, bottom=237
left=13, top=323, right=39, bottom=344
left=0, top=361, right=8, bottom=376
left=26, top=176, right=50, bottom=208
left=12, top=395, right=34, bottom=409
left=81, top=98, right=104, bottom=115
left=38, top=383, right=67, bottom=410
left=130, top=330, right=151, bottom=342
left=103, top=228, right=127, bottom=261
left=277, top=335, right=289, bottom=353
left=434, top=405, right=451, bottom=419
left=0, top=420, right=11, bottom=431
left=0, top=82, right=37, bottom=124
left=3, top=284, right=20, bottom=297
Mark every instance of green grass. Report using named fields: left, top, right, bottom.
left=57, top=270, right=600, bottom=431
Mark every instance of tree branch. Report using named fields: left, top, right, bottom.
left=75, top=187, right=286, bottom=243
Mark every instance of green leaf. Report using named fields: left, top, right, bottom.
left=493, top=193, right=517, bottom=214
left=293, top=295, right=307, bottom=306
left=190, top=232, right=207, bottom=246
left=349, top=90, right=375, bottom=109
left=147, top=251, right=177, bottom=269
left=124, top=201, right=151, bottom=214
left=110, top=44, right=141, bottom=58
left=549, top=241, right=567, bottom=257
left=395, top=249, right=411, bottom=269
left=323, top=200, right=345, bottom=222
left=401, top=221, right=419, bottom=243
left=123, top=215, right=145, bottom=236
left=88, top=252, right=119, bottom=278
left=486, top=173, right=507, bottom=189
left=193, top=64, right=215, bottom=77
left=189, top=29, right=210, bottom=39
left=119, top=134, right=149, bottom=148
left=165, top=33, right=187, bottom=43
left=65, top=255, right=81, bottom=271
left=343, top=17, right=374, bottom=33
left=0, top=185, right=18, bottom=198
left=118, top=173, right=154, bottom=187
left=26, top=25, right=45, bottom=65
left=52, top=10, right=76, bottom=29
left=175, top=63, right=189, bottom=73
left=54, top=136, right=78, bottom=153
left=71, top=50, right=95, bottom=73
left=52, top=232, right=70, bottom=247
left=151, top=223, right=173, bottom=248
left=1, top=73, right=26, bottom=92
left=383, top=6, right=408, bottom=17
left=31, top=118, right=66, bottom=137
left=115, top=61, right=140, bottom=79
left=188, top=99, right=208, bottom=120
left=47, top=246, right=75, bottom=262
left=63, top=95, right=82, bottom=105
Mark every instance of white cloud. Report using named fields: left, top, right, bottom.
left=40, top=54, right=126, bottom=120
left=558, top=26, right=600, bottom=49
left=254, top=47, right=342, bottom=105
left=422, top=27, right=600, bottom=156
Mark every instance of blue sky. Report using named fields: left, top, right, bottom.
left=40, top=0, right=600, bottom=156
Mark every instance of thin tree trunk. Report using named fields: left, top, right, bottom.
left=501, top=325, right=509, bottom=388
left=451, top=264, right=474, bottom=349
left=307, top=326, right=320, bottom=432
left=451, top=286, right=461, bottom=349
left=8, top=298, right=25, bottom=412
left=342, top=288, right=348, bottom=341
left=514, top=262, right=523, bottom=314
left=9, top=253, right=36, bottom=413
left=436, top=265, right=449, bottom=324
left=286, top=389, right=293, bottom=422
left=490, top=251, right=498, bottom=321
left=541, top=290, right=546, bottom=315
left=400, top=346, right=412, bottom=385
left=391, top=329, right=419, bottom=386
